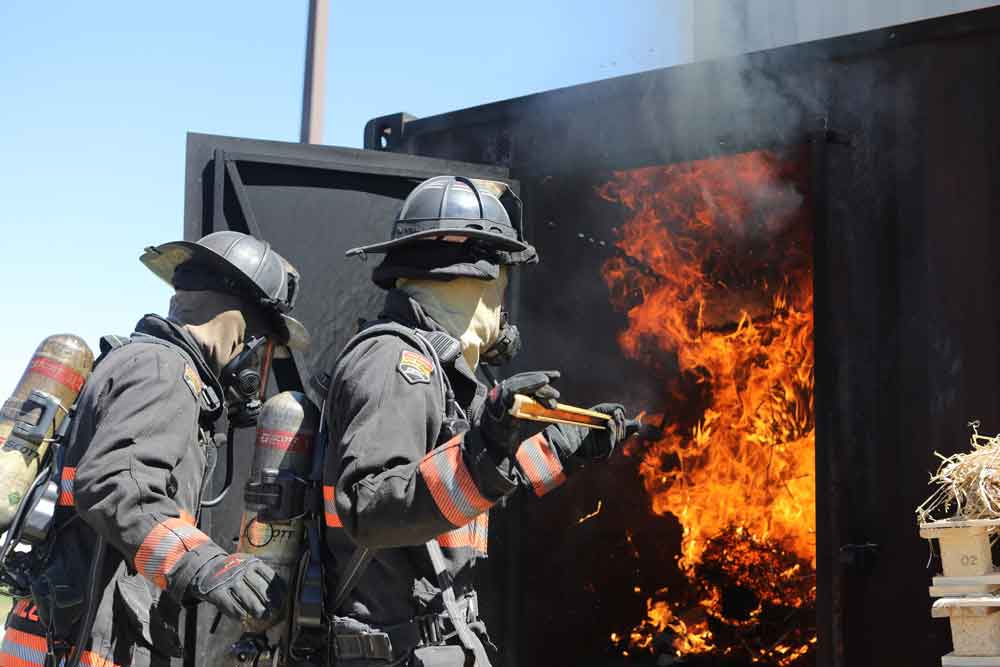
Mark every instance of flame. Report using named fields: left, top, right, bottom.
left=600, top=150, right=816, bottom=664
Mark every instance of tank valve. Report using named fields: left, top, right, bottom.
left=230, top=634, right=275, bottom=667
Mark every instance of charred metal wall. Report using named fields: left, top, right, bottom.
left=370, top=7, right=1000, bottom=667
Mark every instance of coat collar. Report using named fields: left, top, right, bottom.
left=133, top=314, right=225, bottom=400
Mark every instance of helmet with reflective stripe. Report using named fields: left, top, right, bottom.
left=140, top=231, right=310, bottom=349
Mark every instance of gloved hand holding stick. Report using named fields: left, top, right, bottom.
left=476, top=369, right=645, bottom=463
left=508, top=394, right=643, bottom=436
left=508, top=394, right=613, bottom=429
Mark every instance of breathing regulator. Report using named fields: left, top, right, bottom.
left=220, top=336, right=270, bottom=428
left=481, top=311, right=521, bottom=367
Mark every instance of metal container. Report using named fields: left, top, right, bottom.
left=0, top=335, right=93, bottom=531
left=240, top=390, right=318, bottom=635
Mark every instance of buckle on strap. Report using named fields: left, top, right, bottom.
left=332, top=632, right=393, bottom=660
left=463, top=592, right=479, bottom=624
left=417, top=614, right=443, bottom=646
left=416, top=594, right=480, bottom=647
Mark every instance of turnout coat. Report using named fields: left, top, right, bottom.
left=323, top=290, right=579, bottom=664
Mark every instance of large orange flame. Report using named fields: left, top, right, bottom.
left=600, top=150, right=816, bottom=664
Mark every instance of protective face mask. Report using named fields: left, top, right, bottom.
left=397, top=268, right=508, bottom=370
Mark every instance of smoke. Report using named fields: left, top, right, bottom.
left=690, top=0, right=1000, bottom=62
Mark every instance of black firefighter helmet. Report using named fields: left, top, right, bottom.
left=346, top=175, right=538, bottom=289
left=140, top=231, right=310, bottom=350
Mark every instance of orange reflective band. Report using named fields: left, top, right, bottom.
left=134, top=517, right=211, bottom=589
left=179, top=510, right=197, bottom=526
left=0, top=650, right=43, bottom=667
left=57, top=466, right=76, bottom=506
left=419, top=436, right=493, bottom=528
left=0, top=628, right=46, bottom=667
left=0, top=628, right=121, bottom=667
left=436, top=513, right=488, bottom=554
left=515, top=433, right=566, bottom=497
left=77, top=650, right=120, bottom=667
left=323, top=485, right=342, bottom=528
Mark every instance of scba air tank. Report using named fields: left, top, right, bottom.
left=0, top=335, right=93, bottom=531
left=239, top=391, right=319, bottom=626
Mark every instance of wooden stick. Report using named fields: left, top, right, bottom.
left=509, top=394, right=610, bottom=430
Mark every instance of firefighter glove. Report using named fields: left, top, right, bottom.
left=553, top=403, right=630, bottom=463
left=478, top=370, right=561, bottom=459
left=189, top=553, right=286, bottom=622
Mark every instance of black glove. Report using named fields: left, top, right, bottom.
left=552, top=403, right=631, bottom=463
left=478, top=370, right=561, bottom=459
left=188, top=553, right=286, bottom=622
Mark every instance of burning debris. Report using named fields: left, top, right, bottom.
left=917, top=421, right=1000, bottom=523
left=577, top=500, right=604, bottom=524
left=599, top=151, right=816, bottom=665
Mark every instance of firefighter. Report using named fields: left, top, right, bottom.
left=0, top=231, right=310, bottom=667
left=322, top=176, right=632, bottom=666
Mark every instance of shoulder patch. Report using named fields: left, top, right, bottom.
left=398, top=350, right=434, bottom=385
left=182, top=365, right=203, bottom=398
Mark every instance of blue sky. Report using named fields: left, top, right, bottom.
left=0, top=1, right=691, bottom=398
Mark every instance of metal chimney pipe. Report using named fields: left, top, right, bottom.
left=300, top=0, right=328, bottom=144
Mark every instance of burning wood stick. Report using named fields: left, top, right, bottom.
left=509, top=394, right=609, bottom=430
left=577, top=500, right=603, bottom=524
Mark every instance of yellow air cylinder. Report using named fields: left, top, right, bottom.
left=0, top=335, right=93, bottom=531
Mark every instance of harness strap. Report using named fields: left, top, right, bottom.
left=330, top=546, right=372, bottom=614
left=97, top=334, right=130, bottom=360
left=338, top=321, right=455, bottom=408
left=425, top=539, right=490, bottom=666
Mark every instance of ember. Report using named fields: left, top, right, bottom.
left=600, top=150, right=816, bottom=665
left=578, top=499, right=604, bottom=524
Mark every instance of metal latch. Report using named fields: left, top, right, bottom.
left=244, top=468, right=307, bottom=521
left=10, top=389, right=63, bottom=451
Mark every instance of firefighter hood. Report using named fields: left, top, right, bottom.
left=396, top=268, right=508, bottom=370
